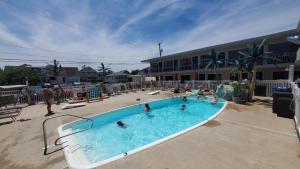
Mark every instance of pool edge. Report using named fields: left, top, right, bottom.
left=58, top=98, right=228, bottom=169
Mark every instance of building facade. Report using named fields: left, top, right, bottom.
left=142, top=29, right=300, bottom=82
left=105, top=72, right=129, bottom=83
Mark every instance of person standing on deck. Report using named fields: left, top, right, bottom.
left=43, top=84, right=55, bottom=116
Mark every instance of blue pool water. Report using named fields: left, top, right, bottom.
left=63, top=97, right=225, bottom=164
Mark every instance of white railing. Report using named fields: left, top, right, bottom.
left=256, top=80, right=291, bottom=97
left=291, top=82, right=300, bottom=136
left=0, top=82, right=142, bottom=105
left=155, top=80, right=226, bottom=91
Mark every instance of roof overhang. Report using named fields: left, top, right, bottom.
left=141, top=29, right=298, bottom=63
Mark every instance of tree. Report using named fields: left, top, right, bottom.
left=131, top=69, right=140, bottom=75
left=205, top=49, right=223, bottom=80
left=123, top=70, right=130, bottom=74
left=238, top=39, right=275, bottom=100
left=0, top=67, right=41, bottom=85
left=98, top=62, right=111, bottom=82
left=47, top=60, right=66, bottom=98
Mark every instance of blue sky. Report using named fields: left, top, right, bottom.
left=0, top=0, right=299, bottom=71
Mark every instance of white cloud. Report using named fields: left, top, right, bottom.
left=0, top=0, right=299, bottom=71
left=163, top=0, right=300, bottom=55
left=0, top=22, right=28, bottom=47
left=114, top=0, right=180, bottom=37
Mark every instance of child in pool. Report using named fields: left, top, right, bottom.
left=117, top=121, right=127, bottom=128
left=144, top=103, right=151, bottom=112
left=181, top=104, right=186, bottom=111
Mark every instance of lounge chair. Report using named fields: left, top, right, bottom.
left=0, top=108, right=21, bottom=121
left=148, top=91, right=159, bottom=95
left=61, top=103, right=86, bottom=110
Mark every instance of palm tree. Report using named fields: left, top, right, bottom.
left=238, top=39, right=275, bottom=100
left=230, top=56, right=248, bottom=82
left=205, top=49, right=223, bottom=80
left=98, top=62, right=111, bottom=82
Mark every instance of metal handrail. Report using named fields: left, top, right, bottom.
left=42, top=114, right=94, bottom=155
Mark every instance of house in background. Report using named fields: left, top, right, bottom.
left=105, top=72, right=129, bottom=83
left=79, top=66, right=99, bottom=82
left=46, top=67, right=80, bottom=84
left=137, top=67, right=150, bottom=76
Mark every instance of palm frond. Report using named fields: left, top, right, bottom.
left=238, top=51, right=251, bottom=57
left=205, top=60, right=213, bottom=70
left=216, top=60, right=223, bottom=64
left=258, top=39, right=266, bottom=51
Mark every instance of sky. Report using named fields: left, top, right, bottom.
left=0, top=0, right=299, bottom=71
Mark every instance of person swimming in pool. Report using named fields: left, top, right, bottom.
left=117, top=121, right=127, bottom=128
left=144, top=103, right=151, bottom=112
left=182, top=96, right=187, bottom=102
left=211, top=94, right=218, bottom=104
left=181, top=104, right=186, bottom=111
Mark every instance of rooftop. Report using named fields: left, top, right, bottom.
left=142, top=29, right=298, bottom=63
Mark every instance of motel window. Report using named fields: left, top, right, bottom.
left=217, top=52, right=226, bottom=68
left=198, top=74, right=205, bottom=80
left=165, top=76, right=173, bottom=81
left=174, top=60, right=178, bottom=71
left=207, top=74, right=222, bottom=80
left=199, top=55, right=210, bottom=69
left=181, top=75, right=191, bottom=83
left=150, top=63, right=159, bottom=73
left=256, top=72, right=263, bottom=80
left=242, top=73, right=248, bottom=79
left=179, top=58, right=192, bottom=70
left=159, top=62, right=163, bottom=72
left=192, top=56, right=198, bottom=69
left=273, top=71, right=288, bottom=80
left=268, top=42, right=298, bottom=64
left=163, top=60, right=173, bottom=72
left=228, top=50, right=240, bottom=67
left=294, top=71, right=300, bottom=80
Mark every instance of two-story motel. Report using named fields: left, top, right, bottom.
left=142, top=29, right=299, bottom=82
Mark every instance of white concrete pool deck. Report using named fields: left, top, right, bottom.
left=0, top=91, right=299, bottom=169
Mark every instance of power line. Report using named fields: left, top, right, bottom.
left=0, top=58, right=143, bottom=65
left=0, top=51, right=144, bottom=64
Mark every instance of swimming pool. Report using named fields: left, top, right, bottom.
left=58, top=97, right=227, bottom=169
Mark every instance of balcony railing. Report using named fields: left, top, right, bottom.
left=267, top=54, right=296, bottom=64
left=179, top=65, right=192, bottom=71
left=150, top=55, right=296, bottom=73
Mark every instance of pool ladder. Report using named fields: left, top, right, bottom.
left=42, top=114, right=94, bottom=155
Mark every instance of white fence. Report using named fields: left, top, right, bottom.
left=0, top=80, right=294, bottom=105
left=291, top=82, right=300, bottom=136
left=155, top=80, right=226, bottom=91
left=256, top=80, right=291, bottom=97
left=0, top=82, right=142, bottom=105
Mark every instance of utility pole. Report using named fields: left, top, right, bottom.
left=158, top=42, right=163, bottom=57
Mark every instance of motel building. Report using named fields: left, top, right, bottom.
left=142, top=29, right=300, bottom=82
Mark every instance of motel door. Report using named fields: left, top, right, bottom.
left=181, top=75, right=191, bottom=83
